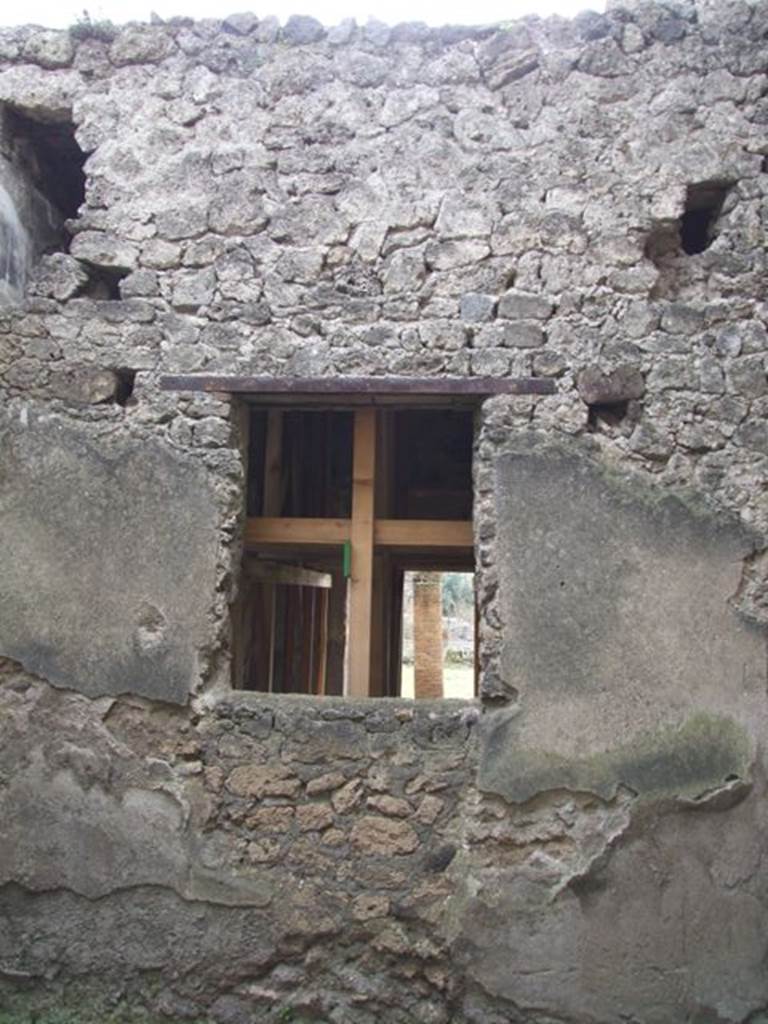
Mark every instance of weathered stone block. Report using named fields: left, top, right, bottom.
left=350, top=815, right=420, bottom=855
left=474, top=322, right=544, bottom=348
left=296, top=803, right=334, bottom=832
left=331, top=777, right=364, bottom=814
left=497, top=289, right=554, bottom=321
left=284, top=719, right=366, bottom=763
left=245, top=806, right=295, bottom=832
left=49, top=366, right=121, bottom=404
left=306, top=770, right=346, bottom=796
left=414, top=795, right=444, bottom=825
left=227, top=764, right=301, bottom=799
left=171, top=268, right=215, bottom=308
left=352, top=893, right=389, bottom=920
left=22, top=30, right=74, bottom=67
left=69, top=232, right=139, bottom=271
left=367, top=794, right=412, bottom=818
left=108, top=26, right=173, bottom=64
left=282, top=15, right=325, bottom=45
left=576, top=364, right=645, bottom=404
left=459, top=292, right=496, bottom=322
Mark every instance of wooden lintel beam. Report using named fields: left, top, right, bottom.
left=375, top=519, right=473, bottom=548
left=245, top=517, right=350, bottom=546
left=159, top=375, right=556, bottom=396
left=244, top=559, right=332, bottom=589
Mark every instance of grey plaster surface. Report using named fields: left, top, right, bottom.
left=453, top=780, right=768, bottom=1023
left=480, top=441, right=767, bottom=802
left=0, top=408, right=219, bottom=701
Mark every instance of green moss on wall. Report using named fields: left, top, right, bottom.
left=479, top=712, right=754, bottom=804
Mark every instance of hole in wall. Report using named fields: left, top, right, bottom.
left=761, top=155, right=768, bottom=174
left=679, top=182, right=730, bottom=255
left=6, top=106, right=86, bottom=225
left=645, top=181, right=733, bottom=273
left=78, top=264, right=130, bottom=300
left=587, top=400, right=629, bottom=430
left=0, top=104, right=87, bottom=302
left=113, top=368, right=137, bottom=406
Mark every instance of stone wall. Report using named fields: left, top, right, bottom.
left=0, top=674, right=482, bottom=1021
left=1, top=1, right=768, bottom=1020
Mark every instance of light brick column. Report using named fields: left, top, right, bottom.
left=413, top=572, right=443, bottom=699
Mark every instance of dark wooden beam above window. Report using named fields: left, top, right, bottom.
left=159, top=375, right=556, bottom=399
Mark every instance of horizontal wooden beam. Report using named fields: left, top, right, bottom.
left=243, top=559, right=332, bottom=589
left=375, top=519, right=473, bottom=548
left=245, top=517, right=350, bottom=546
left=244, top=517, right=473, bottom=549
left=160, top=375, right=556, bottom=397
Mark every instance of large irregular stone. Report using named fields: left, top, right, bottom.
left=226, top=763, right=301, bottom=799
left=282, top=15, right=325, bottom=45
left=576, top=364, right=646, bottom=405
left=69, top=231, right=140, bottom=271
left=350, top=815, right=420, bottom=855
left=49, top=366, right=123, bottom=403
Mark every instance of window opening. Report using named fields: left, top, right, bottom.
left=235, top=404, right=477, bottom=699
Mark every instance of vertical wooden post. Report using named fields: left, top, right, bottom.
left=325, top=570, right=347, bottom=696
left=389, top=567, right=405, bottom=698
left=261, top=411, right=282, bottom=692
left=315, top=589, right=329, bottom=695
left=266, top=583, right=277, bottom=692
left=370, top=552, right=389, bottom=697
left=347, top=408, right=376, bottom=697
left=263, top=410, right=283, bottom=516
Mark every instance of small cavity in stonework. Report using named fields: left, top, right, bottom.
left=679, top=182, right=731, bottom=255
left=79, top=264, right=130, bottom=300
left=6, top=106, right=86, bottom=224
left=587, top=400, right=629, bottom=430
left=114, top=368, right=136, bottom=406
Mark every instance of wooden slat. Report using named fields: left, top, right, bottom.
left=160, top=375, right=556, bottom=396
left=299, top=587, right=313, bottom=695
left=375, top=410, right=393, bottom=518
left=244, top=517, right=472, bottom=548
left=244, top=559, right=332, bottom=589
left=315, top=589, right=329, bottom=696
left=370, top=552, right=388, bottom=698
left=326, top=571, right=347, bottom=697
left=266, top=583, right=277, bottom=693
left=347, top=408, right=376, bottom=698
left=375, top=519, right=473, bottom=548
left=245, top=517, right=350, bottom=546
